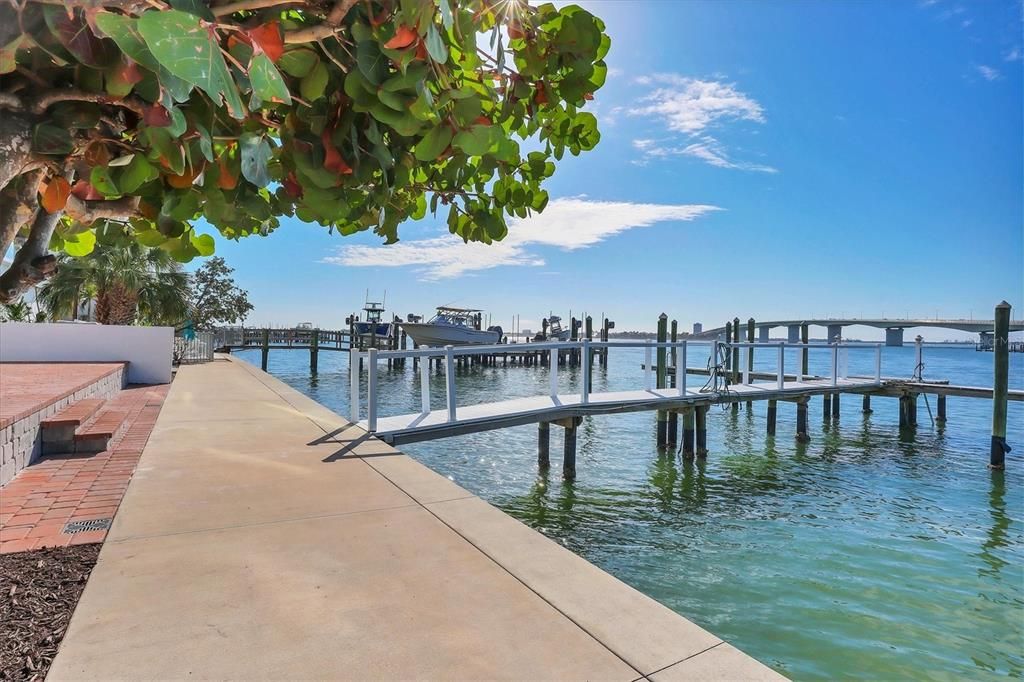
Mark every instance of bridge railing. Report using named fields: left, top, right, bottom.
left=349, top=339, right=882, bottom=433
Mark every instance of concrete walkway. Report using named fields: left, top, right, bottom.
left=50, top=356, right=783, bottom=681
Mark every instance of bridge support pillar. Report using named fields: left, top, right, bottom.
left=759, top=326, right=770, bottom=343
left=827, top=324, right=843, bottom=343
left=862, top=394, right=872, bottom=413
left=537, top=422, right=550, bottom=469
left=694, top=406, right=708, bottom=457
left=788, top=325, right=800, bottom=343
left=885, top=327, right=904, bottom=347
left=796, top=399, right=810, bottom=442
left=766, top=400, right=777, bottom=436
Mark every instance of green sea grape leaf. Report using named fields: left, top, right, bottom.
left=137, top=10, right=245, bottom=118
left=249, top=53, right=291, bottom=104
left=240, top=134, right=272, bottom=187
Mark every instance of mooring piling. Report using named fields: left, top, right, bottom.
left=538, top=422, right=550, bottom=469
left=936, top=394, right=946, bottom=423
left=656, top=313, right=669, bottom=448
left=695, top=405, right=708, bottom=457
left=796, top=398, right=810, bottom=442
left=801, top=323, right=810, bottom=377
left=261, top=328, right=270, bottom=371
left=679, top=407, right=694, bottom=458
left=832, top=392, right=840, bottom=420
left=562, top=417, right=579, bottom=479
left=822, top=393, right=831, bottom=421
left=746, top=318, right=755, bottom=409
left=668, top=320, right=679, bottom=445
left=309, top=328, right=319, bottom=373
left=767, top=399, right=778, bottom=436
left=862, top=394, right=872, bottom=413
left=991, top=301, right=1011, bottom=468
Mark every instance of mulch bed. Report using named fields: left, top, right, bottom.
left=0, top=544, right=101, bottom=681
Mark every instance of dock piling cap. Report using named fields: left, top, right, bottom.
left=996, top=301, right=1011, bottom=309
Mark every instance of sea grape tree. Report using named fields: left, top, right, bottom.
left=0, top=0, right=608, bottom=302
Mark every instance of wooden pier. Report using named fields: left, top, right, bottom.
left=347, top=302, right=1017, bottom=477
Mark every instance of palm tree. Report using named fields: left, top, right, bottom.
left=38, top=242, right=189, bottom=326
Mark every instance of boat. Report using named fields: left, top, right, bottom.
left=350, top=294, right=392, bottom=344
left=401, top=307, right=503, bottom=347
left=533, top=314, right=571, bottom=342
left=546, top=315, right=572, bottom=341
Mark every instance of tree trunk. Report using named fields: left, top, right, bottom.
left=95, top=283, right=139, bottom=325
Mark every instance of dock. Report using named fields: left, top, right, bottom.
left=48, top=355, right=783, bottom=680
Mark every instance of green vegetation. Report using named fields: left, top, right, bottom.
left=0, top=0, right=609, bottom=302
left=37, top=242, right=189, bottom=325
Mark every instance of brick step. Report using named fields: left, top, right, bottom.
left=73, top=409, right=130, bottom=453
left=41, top=399, right=107, bottom=455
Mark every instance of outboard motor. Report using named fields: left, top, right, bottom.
left=487, top=325, right=503, bottom=340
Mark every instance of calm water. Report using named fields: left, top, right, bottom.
left=236, top=343, right=1024, bottom=680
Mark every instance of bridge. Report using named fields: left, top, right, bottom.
left=692, top=318, right=1024, bottom=346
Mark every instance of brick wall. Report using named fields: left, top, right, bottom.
left=0, top=366, right=126, bottom=486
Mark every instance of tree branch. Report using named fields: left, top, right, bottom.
left=64, top=195, right=141, bottom=223
left=0, top=93, right=22, bottom=111
left=32, top=89, right=147, bottom=117
left=283, top=0, right=357, bottom=43
left=212, top=0, right=305, bottom=16
left=0, top=208, right=61, bottom=304
left=0, top=112, right=41, bottom=193
left=0, top=169, right=43, bottom=261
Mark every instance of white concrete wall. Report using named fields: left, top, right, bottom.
left=0, top=323, right=173, bottom=384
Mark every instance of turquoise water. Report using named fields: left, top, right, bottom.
left=236, top=343, right=1023, bottom=680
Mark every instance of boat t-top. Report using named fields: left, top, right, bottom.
left=533, top=314, right=571, bottom=342
left=349, top=292, right=393, bottom=344
left=401, top=307, right=503, bottom=347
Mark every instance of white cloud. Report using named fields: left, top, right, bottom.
left=1005, top=47, right=1022, bottom=62
left=631, top=137, right=777, bottom=173
left=628, top=75, right=765, bottom=135
left=977, top=64, right=1001, bottom=81
left=627, top=75, right=773, bottom=172
left=323, top=198, right=720, bottom=279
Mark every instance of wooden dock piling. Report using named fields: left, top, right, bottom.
left=801, top=323, right=809, bottom=377
left=695, top=406, right=708, bottom=457
left=991, top=301, right=1011, bottom=468
left=656, top=314, right=669, bottom=447
left=936, top=394, right=946, bottom=423
left=862, top=394, right=872, bottom=413
left=682, top=407, right=695, bottom=457
left=724, top=321, right=733, bottom=378
left=795, top=399, right=810, bottom=442
left=767, top=399, right=777, bottom=436
left=562, top=418, right=579, bottom=479
left=538, top=422, right=550, bottom=468
left=668, top=320, right=679, bottom=445
left=822, top=393, right=831, bottom=421
left=261, top=328, right=270, bottom=371
left=309, top=328, right=319, bottom=373
left=746, top=318, right=755, bottom=408
left=832, top=393, right=840, bottom=419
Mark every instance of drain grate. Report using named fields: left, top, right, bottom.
left=62, top=518, right=112, bottom=534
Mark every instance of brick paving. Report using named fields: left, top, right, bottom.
left=0, top=363, right=124, bottom=428
left=0, top=384, right=169, bottom=553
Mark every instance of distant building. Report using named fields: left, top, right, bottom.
left=692, top=322, right=703, bottom=335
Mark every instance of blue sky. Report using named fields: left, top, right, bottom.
left=205, top=0, right=1023, bottom=339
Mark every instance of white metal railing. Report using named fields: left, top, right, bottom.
left=349, top=339, right=886, bottom=433
left=720, top=341, right=884, bottom=389
left=350, top=340, right=696, bottom=431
